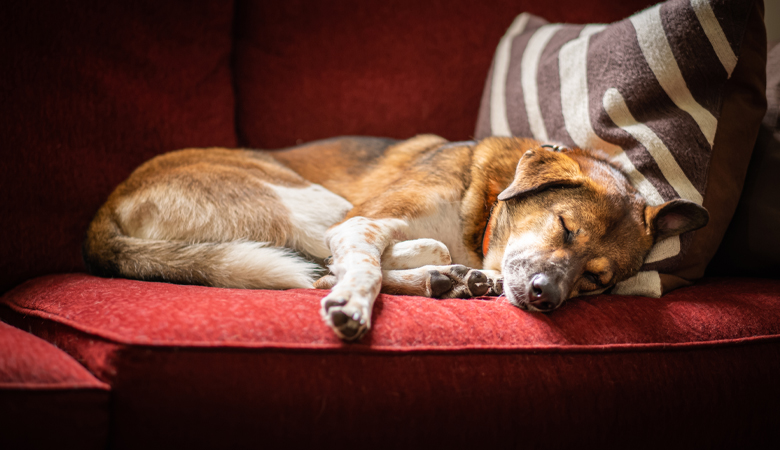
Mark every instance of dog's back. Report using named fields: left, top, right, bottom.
left=84, top=135, right=479, bottom=291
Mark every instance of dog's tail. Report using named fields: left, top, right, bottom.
left=82, top=208, right=322, bottom=289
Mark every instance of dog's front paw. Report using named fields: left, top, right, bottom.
left=428, top=265, right=493, bottom=298
left=488, top=274, right=504, bottom=296
left=320, top=293, right=370, bottom=341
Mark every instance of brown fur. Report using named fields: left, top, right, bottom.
left=84, top=135, right=709, bottom=337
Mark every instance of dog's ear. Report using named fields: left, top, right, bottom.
left=498, top=148, right=584, bottom=201
left=645, top=199, right=709, bottom=242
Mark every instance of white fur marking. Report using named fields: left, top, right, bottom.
left=270, top=183, right=352, bottom=258
left=381, top=239, right=452, bottom=270
left=219, top=241, right=320, bottom=289
left=326, top=216, right=408, bottom=293
left=405, top=200, right=476, bottom=268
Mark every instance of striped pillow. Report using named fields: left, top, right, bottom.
left=475, top=0, right=767, bottom=297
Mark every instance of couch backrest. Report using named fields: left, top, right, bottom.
left=0, top=0, right=656, bottom=292
left=232, top=0, right=657, bottom=148
left=0, top=0, right=237, bottom=292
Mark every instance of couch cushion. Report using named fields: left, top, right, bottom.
left=2, top=274, right=779, bottom=449
left=0, top=0, right=237, bottom=293
left=0, top=320, right=110, bottom=450
left=474, top=0, right=767, bottom=297
left=232, top=0, right=657, bottom=149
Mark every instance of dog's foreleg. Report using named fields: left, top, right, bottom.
left=381, top=266, right=503, bottom=298
left=320, top=216, right=409, bottom=340
left=315, top=264, right=504, bottom=299
left=379, top=239, right=501, bottom=297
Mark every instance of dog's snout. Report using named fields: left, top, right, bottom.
left=529, top=274, right=562, bottom=311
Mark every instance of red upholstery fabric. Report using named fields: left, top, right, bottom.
left=2, top=274, right=780, bottom=449
left=2, top=0, right=779, bottom=448
left=233, top=0, right=657, bottom=149
left=0, top=320, right=109, bottom=388
left=0, top=320, right=110, bottom=450
left=0, top=0, right=237, bottom=293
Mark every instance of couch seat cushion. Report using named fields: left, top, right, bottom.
left=0, top=320, right=110, bottom=450
left=2, top=273, right=779, bottom=449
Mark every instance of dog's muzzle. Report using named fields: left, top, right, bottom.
left=524, top=273, right=562, bottom=311
left=503, top=258, right=567, bottom=312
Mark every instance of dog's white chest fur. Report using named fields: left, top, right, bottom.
left=405, top=200, right=473, bottom=268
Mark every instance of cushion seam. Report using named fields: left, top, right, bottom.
left=0, top=381, right=110, bottom=390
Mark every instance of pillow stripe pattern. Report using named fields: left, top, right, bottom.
left=475, top=0, right=755, bottom=297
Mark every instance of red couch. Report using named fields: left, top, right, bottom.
left=2, top=1, right=779, bottom=449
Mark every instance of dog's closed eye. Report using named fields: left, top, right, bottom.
left=559, top=215, right=574, bottom=244
left=583, top=271, right=602, bottom=287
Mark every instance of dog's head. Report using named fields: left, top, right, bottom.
left=483, top=145, right=709, bottom=312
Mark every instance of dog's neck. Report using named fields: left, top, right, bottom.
left=481, top=202, right=498, bottom=257
left=459, top=139, right=525, bottom=265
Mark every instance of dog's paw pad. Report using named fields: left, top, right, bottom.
left=426, top=265, right=480, bottom=298
left=330, top=309, right=350, bottom=327
left=329, top=308, right=367, bottom=340
left=322, top=301, right=368, bottom=341
left=450, top=265, right=470, bottom=278
left=427, top=265, right=499, bottom=299
left=490, top=277, right=504, bottom=296
left=467, top=270, right=490, bottom=297
left=429, top=270, right=453, bottom=298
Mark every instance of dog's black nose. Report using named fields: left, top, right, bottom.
left=529, top=274, right=561, bottom=311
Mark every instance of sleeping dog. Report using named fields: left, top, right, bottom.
left=83, top=135, right=709, bottom=340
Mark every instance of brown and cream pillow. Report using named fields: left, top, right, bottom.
left=475, top=0, right=767, bottom=296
